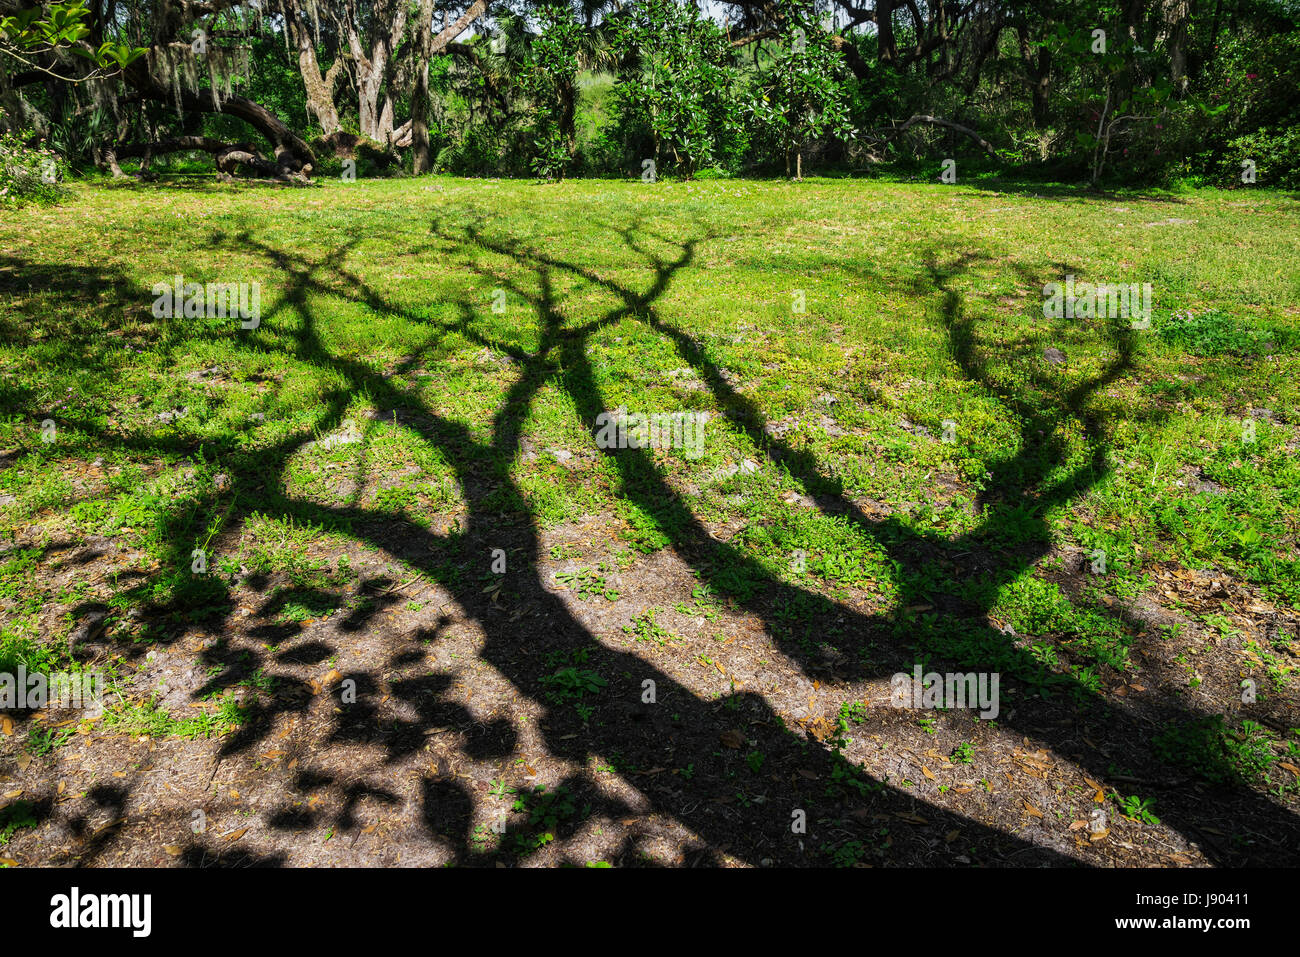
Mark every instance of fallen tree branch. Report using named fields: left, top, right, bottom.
left=891, top=113, right=1002, bottom=160
left=122, top=57, right=317, bottom=176
left=108, top=136, right=311, bottom=183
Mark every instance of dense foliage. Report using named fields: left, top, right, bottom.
left=1, top=0, right=1296, bottom=188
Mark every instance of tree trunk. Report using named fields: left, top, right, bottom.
left=297, top=29, right=341, bottom=134
left=877, top=0, right=898, bottom=64
left=827, top=33, right=871, bottom=81
left=1161, top=0, right=1191, bottom=91
left=1016, top=26, right=1052, bottom=127
left=356, top=70, right=383, bottom=141
left=274, top=0, right=342, bottom=136
left=378, top=95, right=396, bottom=143
left=1124, top=0, right=1147, bottom=48
left=407, top=0, right=489, bottom=165
left=345, top=0, right=407, bottom=143
left=411, top=0, right=436, bottom=173
left=1033, top=48, right=1052, bottom=127
left=110, top=136, right=305, bottom=182
left=561, top=80, right=577, bottom=156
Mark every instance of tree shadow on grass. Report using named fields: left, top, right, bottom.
left=410, top=216, right=1297, bottom=864
left=957, top=176, right=1194, bottom=204
left=4, top=213, right=1298, bottom=866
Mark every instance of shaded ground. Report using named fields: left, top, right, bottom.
left=4, top=513, right=1297, bottom=867
left=1, top=178, right=1298, bottom=867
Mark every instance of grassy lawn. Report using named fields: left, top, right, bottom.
left=1, top=176, right=1298, bottom=866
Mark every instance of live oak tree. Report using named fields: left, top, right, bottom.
left=0, top=0, right=489, bottom=182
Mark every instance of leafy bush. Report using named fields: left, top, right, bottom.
left=435, top=122, right=530, bottom=177
left=1222, top=127, right=1300, bottom=189
left=517, top=0, right=584, bottom=181
left=0, top=120, right=66, bottom=207
left=606, top=0, right=749, bottom=178
left=751, top=8, right=855, bottom=179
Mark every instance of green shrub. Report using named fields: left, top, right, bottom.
left=1223, top=127, right=1300, bottom=189
left=0, top=118, right=67, bottom=207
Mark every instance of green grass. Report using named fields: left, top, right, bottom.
left=1, top=175, right=1297, bottom=757
left=101, top=692, right=248, bottom=739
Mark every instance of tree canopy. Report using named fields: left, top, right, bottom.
left=2, top=0, right=1297, bottom=187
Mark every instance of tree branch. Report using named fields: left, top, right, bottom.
left=892, top=113, right=1002, bottom=160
